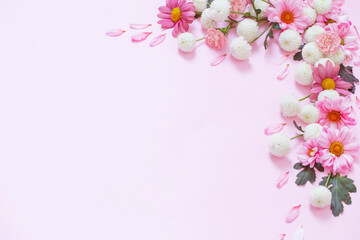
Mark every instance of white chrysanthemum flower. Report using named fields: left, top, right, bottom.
left=312, top=0, right=333, bottom=15
left=249, top=0, right=269, bottom=19
left=300, top=105, right=320, bottom=124
left=304, top=25, right=325, bottom=43
left=269, top=133, right=291, bottom=157
left=230, top=36, right=252, bottom=60
left=192, top=0, right=207, bottom=12
left=280, top=93, right=301, bottom=117
left=303, top=123, right=323, bottom=141
left=278, top=29, right=303, bottom=52
left=327, top=48, right=345, bottom=65
left=200, top=9, right=216, bottom=29
left=294, top=62, right=313, bottom=86
left=314, top=58, right=335, bottom=67
left=177, top=33, right=196, bottom=52
left=236, top=19, right=259, bottom=42
left=210, top=0, right=231, bottom=22
left=309, top=186, right=332, bottom=208
left=317, top=89, right=340, bottom=101
left=303, top=6, right=317, bottom=25
left=302, top=42, right=324, bottom=65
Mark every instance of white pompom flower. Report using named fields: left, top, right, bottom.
left=309, top=186, right=332, bottom=208
left=200, top=9, right=216, bottom=29
left=327, top=49, right=345, bottom=65
left=236, top=19, right=259, bottom=42
left=317, top=89, right=340, bottom=101
left=278, top=29, right=303, bottom=52
left=312, top=0, right=333, bottom=15
left=304, top=25, right=325, bottom=43
left=280, top=93, right=301, bottom=117
left=210, top=0, right=231, bottom=22
left=299, top=104, right=320, bottom=124
left=192, top=0, right=207, bottom=12
left=303, top=123, right=323, bottom=141
left=294, top=62, right=314, bottom=86
left=314, top=58, right=335, bottom=67
left=249, top=0, right=269, bottom=19
left=177, top=33, right=196, bottom=52
left=303, top=6, right=317, bottom=25
left=269, top=133, right=291, bottom=157
left=230, top=36, right=252, bottom=60
left=302, top=42, right=324, bottom=65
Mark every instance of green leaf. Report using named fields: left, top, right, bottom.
left=195, top=12, right=202, bottom=19
left=293, top=163, right=303, bottom=170
left=314, top=163, right=324, bottom=172
left=295, top=166, right=316, bottom=185
left=273, top=22, right=282, bottom=30
left=264, top=28, right=274, bottom=49
left=255, top=8, right=262, bottom=14
left=339, top=64, right=359, bottom=94
left=293, top=51, right=303, bottom=61
left=320, top=174, right=357, bottom=217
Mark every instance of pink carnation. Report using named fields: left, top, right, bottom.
left=205, top=29, right=227, bottom=50
left=298, top=139, right=322, bottom=168
left=310, top=60, right=352, bottom=100
left=266, top=0, right=310, bottom=32
left=229, top=0, right=248, bottom=19
left=316, top=97, right=356, bottom=128
left=318, top=127, right=360, bottom=175
left=315, top=31, right=342, bottom=54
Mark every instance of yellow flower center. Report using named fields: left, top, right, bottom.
left=326, top=19, right=336, bottom=25
left=330, top=142, right=344, bottom=156
left=321, top=78, right=336, bottom=90
left=308, top=149, right=314, bottom=157
left=328, top=111, right=341, bottom=122
left=341, top=38, right=345, bottom=45
left=171, top=7, right=182, bottom=23
left=281, top=11, right=294, bottom=24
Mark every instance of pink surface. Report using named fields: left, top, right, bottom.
left=0, top=0, right=360, bottom=239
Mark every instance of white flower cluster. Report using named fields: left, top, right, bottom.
left=278, top=30, right=302, bottom=52
left=249, top=0, right=269, bottom=19
left=309, top=186, right=332, bottom=208
left=177, top=32, right=196, bottom=52
left=209, top=0, right=231, bottom=22
left=269, top=133, right=291, bottom=157
left=230, top=36, right=252, bottom=60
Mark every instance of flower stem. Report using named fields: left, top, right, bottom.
left=250, top=0, right=258, bottom=20
left=325, top=173, right=332, bottom=187
left=258, top=20, right=269, bottom=26
left=249, top=23, right=273, bottom=44
left=299, top=94, right=311, bottom=101
left=290, top=134, right=303, bottom=140
left=196, top=37, right=205, bottom=42
left=261, top=0, right=275, bottom=7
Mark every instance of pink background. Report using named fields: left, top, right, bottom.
left=1, top=0, right=360, bottom=239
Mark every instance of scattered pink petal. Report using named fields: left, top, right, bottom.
left=280, top=234, right=286, bottom=240
left=131, top=32, right=152, bottom=43
left=276, top=171, right=289, bottom=189
left=106, top=29, right=125, bottom=37
left=130, top=23, right=152, bottom=29
left=356, top=96, right=360, bottom=110
left=275, top=54, right=290, bottom=65
left=210, top=54, right=227, bottom=66
left=149, top=34, right=167, bottom=47
left=265, top=123, right=286, bottom=135
left=277, top=64, right=290, bottom=80
left=286, top=205, right=301, bottom=223
left=354, top=26, right=360, bottom=40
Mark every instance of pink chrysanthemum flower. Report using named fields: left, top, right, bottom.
left=157, top=0, right=196, bottom=37
left=326, top=22, right=360, bottom=66
left=310, top=60, right=352, bottom=100
left=318, top=127, right=360, bottom=175
left=266, top=0, right=310, bottom=32
left=316, top=97, right=356, bottom=128
left=298, top=139, right=322, bottom=168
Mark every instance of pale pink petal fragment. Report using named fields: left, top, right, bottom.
left=265, top=123, right=286, bottom=135
left=294, top=226, right=304, bottom=240
left=130, top=23, right=152, bottom=29
left=131, top=32, right=152, bottom=43
left=149, top=34, right=167, bottom=47
left=356, top=96, right=360, bottom=110
left=106, top=29, right=125, bottom=37
left=276, top=171, right=289, bottom=189
left=277, top=64, right=290, bottom=81
left=280, top=234, right=286, bottom=240
left=286, top=205, right=301, bottom=223
left=211, top=54, right=227, bottom=66
left=275, top=54, right=290, bottom=65
left=354, top=26, right=360, bottom=40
